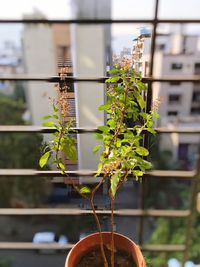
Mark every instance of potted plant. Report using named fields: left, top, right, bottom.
left=39, top=46, right=159, bottom=266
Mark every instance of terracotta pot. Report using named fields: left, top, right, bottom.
left=65, top=232, right=146, bottom=267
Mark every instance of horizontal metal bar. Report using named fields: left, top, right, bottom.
left=156, top=127, right=200, bottom=134
left=142, top=244, right=186, bottom=252
left=0, top=75, right=200, bottom=83
left=0, top=169, right=196, bottom=179
left=0, top=19, right=199, bottom=24
left=0, top=126, right=200, bottom=134
left=0, top=208, right=190, bottom=217
left=0, top=19, right=154, bottom=24
left=0, top=242, right=73, bottom=250
left=0, top=242, right=186, bottom=251
left=146, top=170, right=196, bottom=178
left=0, top=126, right=97, bottom=133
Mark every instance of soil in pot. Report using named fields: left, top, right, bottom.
left=76, top=246, right=137, bottom=267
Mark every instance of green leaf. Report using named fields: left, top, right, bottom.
left=133, top=91, right=145, bottom=109
left=98, top=102, right=111, bottom=111
left=136, top=147, right=149, bottom=156
left=63, top=142, right=77, bottom=161
left=153, top=113, right=160, bottom=119
left=116, top=139, right=121, bottom=148
left=53, top=103, right=59, bottom=112
left=52, top=114, right=59, bottom=119
left=106, top=76, right=121, bottom=83
left=141, top=159, right=152, bottom=170
left=147, top=128, right=156, bottom=135
left=137, top=81, right=147, bottom=91
left=140, top=112, right=148, bottom=119
left=98, top=125, right=110, bottom=134
left=95, top=133, right=103, bottom=140
left=107, top=119, right=116, bottom=128
left=110, top=171, right=121, bottom=197
left=109, top=68, right=120, bottom=74
left=93, top=145, right=100, bottom=153
left=133, top=170, right=144, bottom=177
left=58, top=162, right=65, bottom=171
left=39, top=151, right=50, bottom=168
left=42, top=121, right=55, bottom=127
left=79, top=186, right=91, bottom=194
left=95, top=163, right=103, bottom=177
left=42, top=115, right=52, bottom=120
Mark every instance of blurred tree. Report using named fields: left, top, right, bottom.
left=0, top=93, right=49, bottom=207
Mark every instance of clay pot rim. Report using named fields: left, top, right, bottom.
left=66, top=231, right=144, bottom=267
left=68, top=231, right=138, bottom=255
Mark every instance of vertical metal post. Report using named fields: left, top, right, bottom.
left=182, top=153, right=200, bottom=266
left=138, top=0, right=160, bottom=245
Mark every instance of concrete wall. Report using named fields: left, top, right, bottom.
left=71, top=0, right=111, bottom=183
left=23, top=23, right=57, bottom=125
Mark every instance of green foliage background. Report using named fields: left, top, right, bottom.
left=0, top=91, right=48, bottom=207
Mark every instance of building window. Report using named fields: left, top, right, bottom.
left=178, top=144, right=188, bottom=161
left=194, top=63, right=200, bottom=75
left=168, top=94, right=181, bottom=104
left=169, top=81, right=181, bottom=86
left=191, top=107, right=200, bottom=115
left=168, top=111, right=178, bottom=116
left=192, top=91, right=200, bottom=102
left=171, top=63, right=183, bottom=70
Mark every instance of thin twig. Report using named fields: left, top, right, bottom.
left=90, top=177, right=109, bottom=267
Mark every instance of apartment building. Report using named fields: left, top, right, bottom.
left=0, top=41, right=22, bottom=95
left=153, top=33, right=200, bottom=169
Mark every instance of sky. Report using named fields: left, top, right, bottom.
left=0, top=0, right=199, bottom=53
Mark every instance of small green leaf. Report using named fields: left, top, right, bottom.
left=140, top=112, right=148, bottom=119
left=98, top=125, right=110, bottom=133
left=109, top=68, right=120, bottom=74
left=116, top=139, right=121, bottom=148
left=93, top=145, right=100, bottom=153
left=58, top=162, right=65, bottom=171
left=137, top=81, right=147, bottom=91
left=39, top=151, right=50, bottom=168
left=153, top=113, right=160, bottom=119
left=136, top=147, right=149, bottom=156
left=98, top=102, right=110, bottom=111
left=147, top=128, right=156, bottom=135
left=42, top=115, right=52, bottom=120
left=95, top=163, right=103, bottom=177
left=107, top=119, right=116, bottom=128
left=141, top=159, right=152, bottom=170
left=95, top=133, right=103, bottom=140
left=133, top=91, right=145, bottom=109
left=42, top=121, right=55, bottom=127
left=110, top=171, right=121, bottom=197
left=79, top=186, right=91, bottom=194
left=63, top=141, right=77, bottom=161
left=53, top=103, right=59, bottom=112
left=52, top=114, right=59, bottom=119
left=106, top=76, right=120, bottom=83
left=133, top=170, right=144, bottom=177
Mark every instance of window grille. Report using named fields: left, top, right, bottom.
left=0, top=0, right=200, bottom=265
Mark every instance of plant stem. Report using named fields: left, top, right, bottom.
left=110, top=190, right=115, bottom=267
left=90, top=177, right=109, bottom=267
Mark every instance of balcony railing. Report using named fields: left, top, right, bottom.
left=0, top=0, right=200, bottom=266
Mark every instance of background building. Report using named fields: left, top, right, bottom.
left=153, top=32, right=200, bottom=169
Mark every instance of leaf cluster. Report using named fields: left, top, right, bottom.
left=39, top=67, right=158, bottom=199
left=39, top=103, right=77, bottom=171
left=95, top=67, right=158, bottom=197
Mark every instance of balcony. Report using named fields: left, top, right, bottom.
left=0, top=1, right=200, bottom=267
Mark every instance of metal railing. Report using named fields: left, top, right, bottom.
left=0, top=0, right=200, bottom=265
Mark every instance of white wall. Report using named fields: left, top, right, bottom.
left=71, top=0, right=111, bottom=183
left=23, top=23, right=57, bottom=126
